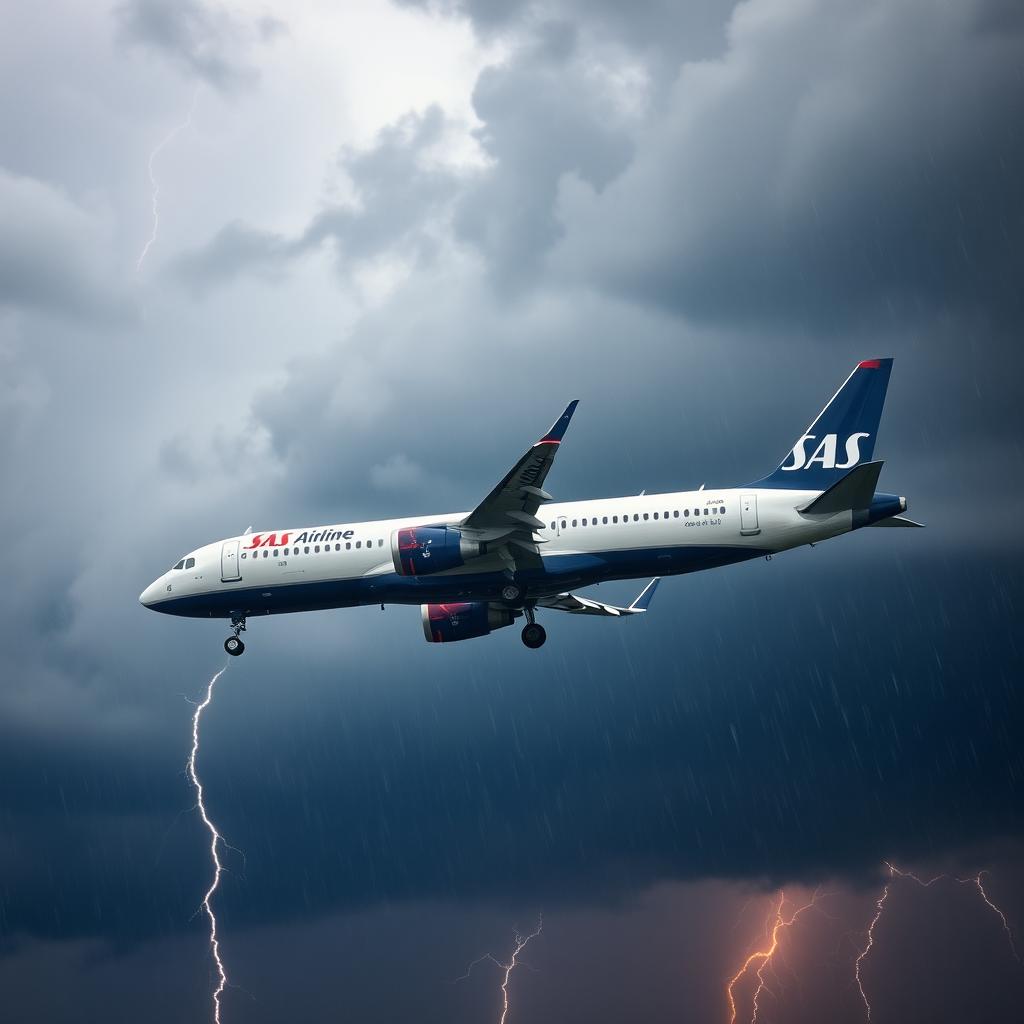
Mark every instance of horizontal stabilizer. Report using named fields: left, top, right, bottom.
left=539, top=578, right=660, bottom=617
left=868, top=515, right=925, bottom=528
left=799, top=461, right=883, bottom=515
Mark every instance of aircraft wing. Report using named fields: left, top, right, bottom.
left=459, top=401, right=578, bottom=572
left=538, top=579, right=660, bottom=617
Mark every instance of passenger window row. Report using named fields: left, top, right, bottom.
left=549, top=506, right=727, bottom=530
left=240, top=538, right=385, bottom=560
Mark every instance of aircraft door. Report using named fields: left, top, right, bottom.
left=221, top=540, right=242, bottom=582
left=740, top=493, right=760, bottom=536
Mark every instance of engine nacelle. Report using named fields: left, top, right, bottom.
left=421, top=602, right=515, bottom=643
left=392, top=526, right=482, bottom=576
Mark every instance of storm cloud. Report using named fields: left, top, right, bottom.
left=1, top=1, right=1022, bottom=1021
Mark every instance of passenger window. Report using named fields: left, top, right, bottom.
left=653, top=512, right=659, bottom=520
left=572, top=519, right=577, bottom=527
left=346, top=542, right=351, bottom=550
left=581, top=519, right=587, bottom=527
left=185, top=557, right=195, bottom=569
left=356, top=541, right=362, bottom=548
left=561, top=521, right=567, bottom=530
left=643, top=513, right=649, bottom=520
left=612, top=516, right=618, bottom=524
left=720, top=506, right=726, bottom=514
left=550, top=522, right=556, bottom=530
left=704, top=508, right=709, bottom=516
left=664, top=511, right=669, bottom=518
left=379, top=539, right=384, bottom=547
left=314, top=545, right=320, bottom=553
left=241, top=552, right=247, bottom=559
left=273, top=550, right=279, bottom=558
left=603, top=516, right=608, bottom=524
left=673, top=510, right=679, bottom=518
left=263, top=550, right=269, bottom=558
left=304, top=546, right=310, bottom=554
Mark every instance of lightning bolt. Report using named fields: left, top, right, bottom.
left=186, top=664, right=230, bottom=1024
left=726, top=888, right=828, bottom=1024
left=855, top=861, right=1021, bottom=1021
left=137, top=85, right=200, bottom=271
left=958, top=870, right=1021, bottom=965
left=456, top=915, right=543, bottom=1024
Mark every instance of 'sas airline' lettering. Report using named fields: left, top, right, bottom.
left=245, top=528, right=355, bottom=549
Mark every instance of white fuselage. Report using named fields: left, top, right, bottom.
left=139, top=486, right=855, bottom=619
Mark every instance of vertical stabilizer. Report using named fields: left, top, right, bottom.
left=753, top=359, right=893, bottom=490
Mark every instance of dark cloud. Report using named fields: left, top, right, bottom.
left=452, top=23, right=634, bottom=291
left=0, top=169, right=134, bottom=322
left=113, top=0, right=280, bottom=91
left=552, top=0, right=1024, bottom=328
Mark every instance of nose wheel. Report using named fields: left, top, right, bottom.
left=224, top=636, right=245, bottom=656
left=224, top=615, right=247, bottom=656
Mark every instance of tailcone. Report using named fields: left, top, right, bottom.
left=853, top=492, right=905, bottom=528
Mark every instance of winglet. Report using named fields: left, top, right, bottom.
left=537, top=400, right=579, bottom=445
left=629, top=578, right=660, bottom=612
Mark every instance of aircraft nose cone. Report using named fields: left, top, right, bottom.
left=139, top=580, right=161, bottom=608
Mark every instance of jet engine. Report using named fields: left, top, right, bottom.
left=421, top=602, right=515, bottom=643
left=392, top=526, right=483, bottom=576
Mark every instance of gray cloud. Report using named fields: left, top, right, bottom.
left=113, top=0, right=280, bottom=91
left=173, top=105, right=460, bottom=293
left=0, top=168, right=134, bottom=322
left=1, top=8, right=1023, bottom=1024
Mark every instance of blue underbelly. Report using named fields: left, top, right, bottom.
left=150, top=545, right=765, bottom=618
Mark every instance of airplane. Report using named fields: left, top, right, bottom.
left=139, top=359, right=920, bottom=655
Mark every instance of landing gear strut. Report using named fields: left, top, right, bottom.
left=224, top=615, right=246, bottom=657
left=521, top=607, right=546, bottom=649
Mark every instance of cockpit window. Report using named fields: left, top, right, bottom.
left=185, top=557, right=195, bottom=570
left=173, top=559, right=185, bottom=570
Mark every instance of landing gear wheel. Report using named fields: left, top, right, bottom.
left=501, top=583, right=524, bottom=604
left=521, top=623, right=546, bottom=649
left=224, top=636, right=245, bottom=656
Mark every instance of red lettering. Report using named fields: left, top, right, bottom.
left=245, top=532, right=290, bottom=549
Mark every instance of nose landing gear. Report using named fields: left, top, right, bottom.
left=224, top=615, right=246, bottom=656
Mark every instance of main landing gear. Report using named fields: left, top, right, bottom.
left=224, top=615, right=246, bottom=657
left=521, top=607, right=546, bottom=649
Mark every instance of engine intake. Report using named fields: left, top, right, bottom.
left=392, top=526, right=482, bottom=576
left=421, top=602, right=515, bottom=643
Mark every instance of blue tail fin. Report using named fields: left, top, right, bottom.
left=753, top=359, right=893, bottom=490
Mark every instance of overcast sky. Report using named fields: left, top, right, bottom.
left=2, top=1, right=1023, bottom=1021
